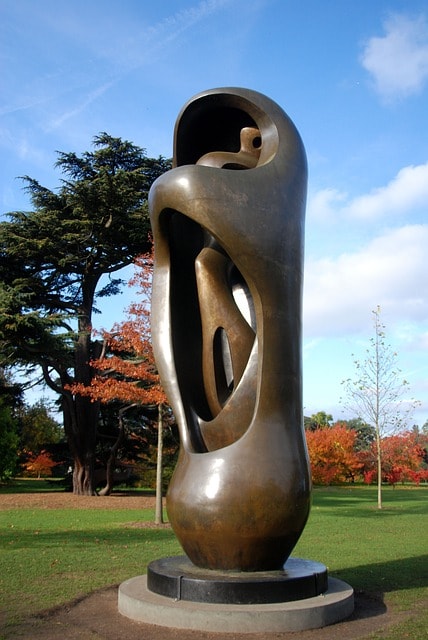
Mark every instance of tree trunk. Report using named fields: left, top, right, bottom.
left=98, top=408, right=127, bottom=496
left=155, top=403, right=164, bottom=524
left=62, top=392, right=98, bottom=495
left=68, top=275, right=100, bottom=495
left=376, top=428, right=382, bottom=509
left=72, top=458, right=94, bottom=495
left=98, top=458, right=115, bottom=497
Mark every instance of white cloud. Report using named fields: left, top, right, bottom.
left=307, top=188, right=348, bottom=222
left=344, top=162, right=428, bottom=220
left=308, top=162, right=428, bottom=223
left=361, top=13, right=428, bottom=101
left=303, top=224, right=428, bottom=337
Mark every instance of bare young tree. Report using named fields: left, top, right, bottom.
left=341, top=306, right=419, bottom=509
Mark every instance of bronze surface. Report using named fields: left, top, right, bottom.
left=149, top=87, right=310, bottom=571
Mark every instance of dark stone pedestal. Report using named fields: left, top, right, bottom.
left=147, top=555, right=328, bottom=604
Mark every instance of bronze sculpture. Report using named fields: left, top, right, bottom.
left=149, top=87, right=310, bottom=571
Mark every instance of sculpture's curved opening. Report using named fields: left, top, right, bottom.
left=173, top=92, right=279, bottom=168
left=159, top=206, right=258, bottom=451
left=175, top=106, right=258, bottom=166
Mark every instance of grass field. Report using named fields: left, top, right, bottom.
left=0, top=480, right=427, bottom=639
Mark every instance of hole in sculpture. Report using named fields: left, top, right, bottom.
left=222, top=163, right=248, bottom=170
left=252, top=136, right=262, bottom=149
left=213, top=327, right=234, bottom=407
left=230, top=266, right=256, bottom=332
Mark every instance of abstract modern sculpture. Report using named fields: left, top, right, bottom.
left=118, top=89, right=354, bottom=631
left=149, top=87, right=310, bottom=571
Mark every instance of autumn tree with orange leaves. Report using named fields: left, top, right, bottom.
left=305, top=423, right=363, bottom=485
left=23, top=450, right=59, bottom=478
left=69, top=251, right=172, bottom=513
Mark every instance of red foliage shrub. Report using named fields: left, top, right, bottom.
left=305, top=423, right=363, bottom=485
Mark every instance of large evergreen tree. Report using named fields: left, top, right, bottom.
left=0, top=369, right=22, bottom=481
left=0, top=133, right=170, bottom=494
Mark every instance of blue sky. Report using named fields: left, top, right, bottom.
left=1, top=0, right=427, bottom=426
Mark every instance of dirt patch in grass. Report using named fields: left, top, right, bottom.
left=0, top=490, right=157, bottom=511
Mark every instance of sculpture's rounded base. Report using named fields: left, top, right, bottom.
left=118, top=557, right=354, bottom=633
left=147, top=555, right=328, bottom=604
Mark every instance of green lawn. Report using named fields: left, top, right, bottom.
left=294, top=485, right=428, bottom=639
left=0, top=482, right=427, bottom=639
left=0, top=478, right=65, bottom=494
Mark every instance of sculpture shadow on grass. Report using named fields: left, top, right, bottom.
left=337, top=554, right=428, bottom=595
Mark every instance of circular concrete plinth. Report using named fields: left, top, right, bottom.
left=118, top=574, right=354, bottom=633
